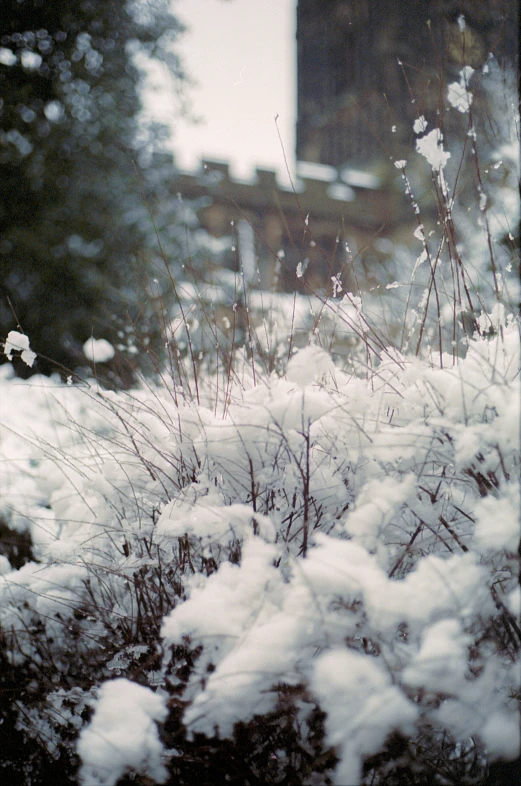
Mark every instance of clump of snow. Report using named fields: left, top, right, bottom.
left=342, top=475, right=416, bottom=551
left=416, top=128, right=451, bottom=171
left=473, top=483, right=520, bottom=552
left=403, top=619, right=471, bottom=694
left=286, top=345, right=335, bottom=386
left=448, top=67, right=475, bottom=113
left=432, top=657, right=520, bottom=761
left=0, top=47, right=16, bottom=66
left=77, top=679, right=168, bottom=786
left=311, top=650, right=418, bottom=785
left=157, top=496, right=276, bottom=549
left=44, top=100, right=64, bottom=122
left=481, top=711, right=521, bottom=761
left=3, top=330, right=36, bottom=367
left=20, top=50, right=42, bottom=70
left=83, top=337, right=115, bottom=363
left=413, top=115, right=428, bottom=134
left=161, top=539, right=288, bottom=736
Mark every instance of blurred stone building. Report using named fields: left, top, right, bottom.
left=296, top=0, right=517, bottom=169
left=175, top=0, right=517, bottom=295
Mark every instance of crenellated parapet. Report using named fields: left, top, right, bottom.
left=174, top=158, right=404, bottom=232
left=173, top=158, right=415, bottom=294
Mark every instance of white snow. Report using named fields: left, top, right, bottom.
left=296, top=160, right=337, bottom=182
left=285, top=344, right=335, bottom=386
left=77, top=679, right=168, bottom=786
left=327, top=181, right=355, bottom=201
left=342, top=475, right=415, bottom=550
left=0, top=305, right=519, bottom=784
left=416, top=128, right=451, bottom=171
left=0, top=47, right=16, bottom=66
left=20, top=49, right=42, bottom=70
left=44, top=100, right=64, bottom=122
left=413, top=115, right=428, bottom=134
left=340, top=168, right=381, bottom=189
left=403, top=619, right=471, bottom=694
left=448, top=66, right=475, bottom=113
left=311, top=650, right=418, bottom=785
left=3, top=330, right=36, bottom=367
left=481, top=712, right=521, bottom=761
left=474, top=483, right=521, bottom=552
left=83, top=337, right=115, bottom=363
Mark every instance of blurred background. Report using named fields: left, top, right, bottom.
left=0, top=0, right=518, bottom=384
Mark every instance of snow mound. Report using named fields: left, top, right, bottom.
left=77, top=679, right=168, bottom=786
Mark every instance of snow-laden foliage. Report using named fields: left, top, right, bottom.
left=0, top=60, right=519, bottom=786
left=1, top=307, right=519, bottom=784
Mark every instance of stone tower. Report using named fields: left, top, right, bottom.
left=296, top=0, right=518, bottom=168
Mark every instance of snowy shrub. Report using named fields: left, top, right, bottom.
left=0, top=56, right=519, bottom=786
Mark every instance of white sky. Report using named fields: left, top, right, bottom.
left=141, top=0, right=296, bottom=181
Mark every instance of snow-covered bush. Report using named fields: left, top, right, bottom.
left=0, top=57, right=519, bottom=786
